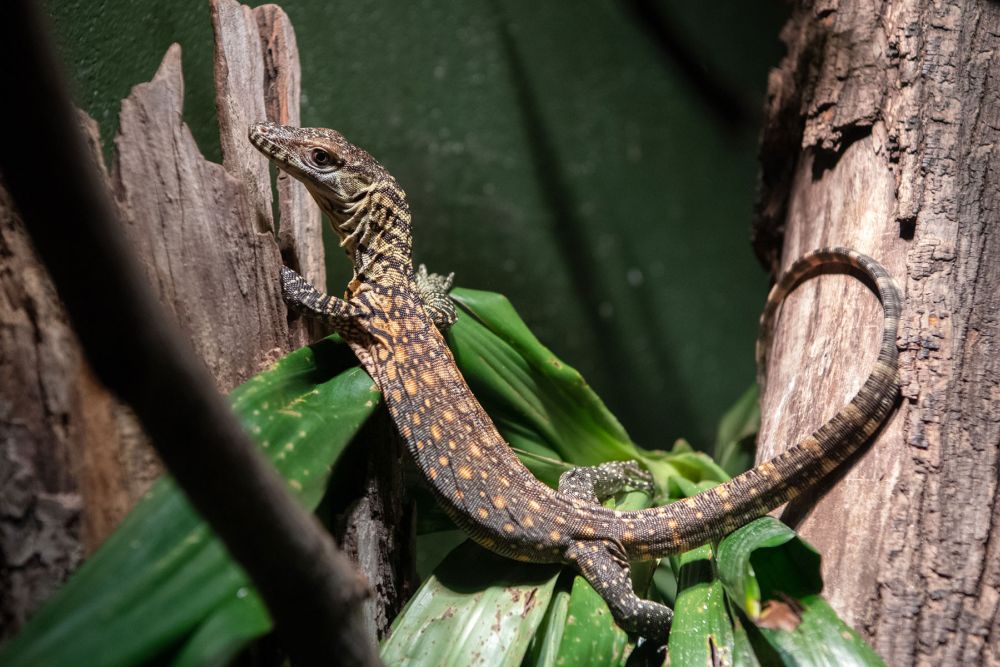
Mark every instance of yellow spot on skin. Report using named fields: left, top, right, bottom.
left=493, top=496, right=507, bottom=509
left=391, top=389, right=402, bottom=403
left=413, top=413, right=422, bottom=426
left=469, top=444, right=482, bottom=457
left=448, top=440, right=457, bottom=450
left=477, top=508, right=489, bottom=519
left=722, top=502, right=733, bottom=511
left=385, top=364, right=397, bottom=381
left=550, top=530, right=561, bottom=541
left=528, top=500, right=542, bottom=511
left=716, top=486, right=730, bottom=499
left=430, top=424, right=442, bottom=439
left=523, top=516, right=535, bottom=528
left=503, top=523, right=515, bottom=533
left=403, top=378, right=418, bottom=395
left=623, top=531, right=634, bottom=541
left=554, top=516, right=565, bottom=525
left=399, top=424, right=412, bottom=439
left=443, top=409, right=456, bottom=422
left=428, top=468, right=438, bottom=480
left=455, top=490, right=464, bottom=500
left=582, top=526, right=596, bottom=536
left=416, top=440, right=424, bottom=450
left=668, top=519, right=678, bottom=529
left=500, top=477, right=511, bottom=487
left=458, top=466, right=473, bottom=480
left=695, top=511, right=704, bottom=519
left=438, top=456, right=449, bottom=466
left=377, top=348, right=389, bottom=361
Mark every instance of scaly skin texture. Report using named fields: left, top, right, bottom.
left=248, top=122, right=901, bottom=638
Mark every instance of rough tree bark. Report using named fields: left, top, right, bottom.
left=2, top=0, right=408, bottom=644
left=755, top=2, right=1000, bottom=665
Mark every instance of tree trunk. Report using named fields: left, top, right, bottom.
left=755, top=2, right=1000, bottom=665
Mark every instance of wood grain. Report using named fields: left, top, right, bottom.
left=755, top=2, right=1000, bottom=664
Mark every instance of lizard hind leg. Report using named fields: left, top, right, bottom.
left=557, top=460, right=655, bottom=504
left=413, top=264, right=457, bottom=330
left=567, top=540, right=672, bottom=639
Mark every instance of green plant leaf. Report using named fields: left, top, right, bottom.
left=714, top=517, right=883, bottom=666
left=380, top=541, right=560, bottom=667
left=668, top=544, right=757, bottom=667
left=450, top=288, right=641, bottom=471
left=520, top=584, right=571, bottom=667
left=167, top=590, right=270, bottom=667
left=0, top=338, right=378, bottom=667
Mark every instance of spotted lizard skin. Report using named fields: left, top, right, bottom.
left=249, top=122, right=902, bottom=638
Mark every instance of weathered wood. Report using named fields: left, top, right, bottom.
left=755, top=2, right=1000, bottom=664
left=0, top=114, right=139, bottom=638
left=1, top=2, right=335, bottom=641
left=114, top=43, right=289, bottom=394
left=0, top=185, right=85, bottom=640
left=210, top=0, right=274, bottom=236
left=255, top=4, right=326, bottom=296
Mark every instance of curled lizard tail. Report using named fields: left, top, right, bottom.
left=620, top=247, right=901, bottom=559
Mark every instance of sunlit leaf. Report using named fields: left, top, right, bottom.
left=381, top=541, right=559, bottom=667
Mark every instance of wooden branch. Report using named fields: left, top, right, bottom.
left=0, top=1, right=379, bottom=664
left=755, top=2, right=1000, bottom=664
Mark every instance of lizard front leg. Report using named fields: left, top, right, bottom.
left=280, top=266, right=360, bottom=331
left=281, top=264, right=457, bottom=332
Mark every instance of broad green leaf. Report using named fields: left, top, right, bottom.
left=553, top=576, right=629, bottom=667
left=381, top=541, right=560, bottom=667
left=750, top=596, right=884, bottom=667
left=167, top=590, right=270, bottom=667
left=715, top=517, right=821, bottom=619
left=450, top=288, right=641, bottom=469
left=668, top=544, right=756, bottom=667
left=0, top=339, right=379, bottom=667
left=715, top=518, right=882, bottom=666
left=521, top=585, right=571, bottom=667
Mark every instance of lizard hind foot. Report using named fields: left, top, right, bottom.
left=567, top=541, right=672, bottom=640
left=414, top=263, right=457, bottom=330
left=558, top=460, right=655, bottom=504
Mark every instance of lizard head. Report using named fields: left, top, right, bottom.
left=248, top=122, right=405, bottom=263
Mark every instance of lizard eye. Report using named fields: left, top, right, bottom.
left=311, top=148, right=334, bottom=167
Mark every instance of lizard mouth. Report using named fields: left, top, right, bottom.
left=248, top=122, right=291, bottom=164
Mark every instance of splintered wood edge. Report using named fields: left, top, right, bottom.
left=254, top=3, right=326, bottom=289
left=210, top=0, right=274, bottom=235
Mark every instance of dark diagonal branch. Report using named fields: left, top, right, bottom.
left=0, top=2, right=379, bottom=665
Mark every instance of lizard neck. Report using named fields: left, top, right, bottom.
left=346, top=184, right=413, bottom=294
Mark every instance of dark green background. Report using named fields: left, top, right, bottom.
left=49, top=0, right=785, bottom=449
